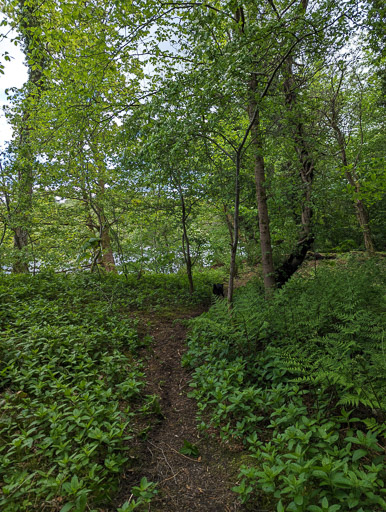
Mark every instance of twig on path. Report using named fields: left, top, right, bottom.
left=166, top=443, right=202, bottom=463
left=148, top=441, right=178, bottom=482
left=147, top=444, right=154, bottom=460
left=160, top=446, right=177, bottom=480
left=160, top=469, right=183, bottom=483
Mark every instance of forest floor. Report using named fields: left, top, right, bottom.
left=110, top=256, right=385, bottom=511
left=113, top=276, right=257, bottom=511
left=113, top=307, right=247, bottom=511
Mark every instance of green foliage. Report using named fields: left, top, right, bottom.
left=116, top=477, right=158, bottom=511
left=180, top=440, right=200, bottom=458
left=0, top=272, right=177, bottom=511
left=184, top=258, right=386, bottom=511
left=85, top=269, right=223, bottom=310
left=1, top=0, right=385, bottom=505
left=265, top=258, right=386, bottom=411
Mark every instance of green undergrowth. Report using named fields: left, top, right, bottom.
left=184, top=257, right=386, bottom=512
left=0, top=270, right=217, bottom=511
left=91, top=269, right=223, bottom=311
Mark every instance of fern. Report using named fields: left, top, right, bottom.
left=260, top=259, right=386, bottom=412
left=185, top=257, right=385, bottom=511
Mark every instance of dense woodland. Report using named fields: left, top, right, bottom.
left=0, top=0, right=385, bottom=511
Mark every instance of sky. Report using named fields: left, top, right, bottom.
left=0, top=26, right=28, bottom=149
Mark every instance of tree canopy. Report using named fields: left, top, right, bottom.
left=0, top=0, right=385, bottom=295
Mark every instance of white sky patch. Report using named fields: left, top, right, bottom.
left=0, top=25, right=28, bottom=149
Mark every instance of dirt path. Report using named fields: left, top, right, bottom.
left=115, top=307, right=246, bottom=511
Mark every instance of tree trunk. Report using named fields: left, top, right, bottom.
left=223, top=204, right=234, bottom=247
left=248, top=74, right=276, bottom=294
left=355, top=199, right=375, bottom=254
left=12, top=0, right=46, bottom=273
left=332, top=123, right=375, bottom=255
left=96, top=180, right=116, bottom=272
left=180, top=190, right=194, bottom=294
left=13, top=226, right=29, bottom=273
left=100, top=214, right=116, bottom=271
left=275, top=57, right=315, bottom=286
left=227, top=153, right=241, bottom=303
left=12, top=148, right=33, bottom=273
left=182, top=232, right=194, bottom=295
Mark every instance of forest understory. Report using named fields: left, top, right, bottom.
left=1, top=0, right=385, bottom=509
left=0, top=257, right=385, bottom=512
left=114, top=307, right=247, bottom=512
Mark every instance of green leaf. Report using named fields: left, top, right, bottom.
left=180, top=440, right=200, bottom=458
left=294, top=495, right=303, bottom=505
left=352, top=449, right=367, bottom=462
left=60, top=503, right=75, bottom=512
left=75, top=492, right=87, bottom=512
left=347, top=496, right=359, bottom=508
left=330, top=473, right=352, bottom=488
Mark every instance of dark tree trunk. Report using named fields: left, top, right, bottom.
left=180, top=190, right=194, bottom=294
left=223, top=204, right=234, bottom=247
left=227, top=153, right=241, bottom=303
left=275, top=57, right=315, bottom=286
left=248, top=74, right=276, bottom=294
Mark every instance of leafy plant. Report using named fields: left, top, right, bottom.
left=185, top=258, right=386, bottom=511
left=180, top=440, right=200, bottom=458
left=0, top=273, right=169, bottom=511
left=117, top=477, right=158, bottom=511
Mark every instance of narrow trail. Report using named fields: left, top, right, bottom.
left=116, top=306, right=246, bottom=512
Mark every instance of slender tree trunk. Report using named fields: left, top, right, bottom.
left=180, top=191, right=194, bottom=294
left=99, top=214, right=116, bottom=271
left=81, top=182, right=115, bottom=272
left=82, top=186, right=96, bottom=235
left=182, top=232, right=194, bottom=295
left=332, top=123, right=375, bottom=255
left=355, top=199, right=375, bottom=254
left=227, top=153, right=241, bottom=303
left=96, top=180, right=116, bottom=272
left=275, top=57, right=315, bottom=286
left=223, top=204, right=234, bottom=247
left=248, top=74, right=276, bottom=293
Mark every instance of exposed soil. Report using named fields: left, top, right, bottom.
left=113, top=306, right=249, bottom=512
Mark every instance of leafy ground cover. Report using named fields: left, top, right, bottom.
left=184, top=256, right=386, bottom=512
left=0, top=270, right=220, bottom=511
left=2, top=261, right=385, bottom=512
